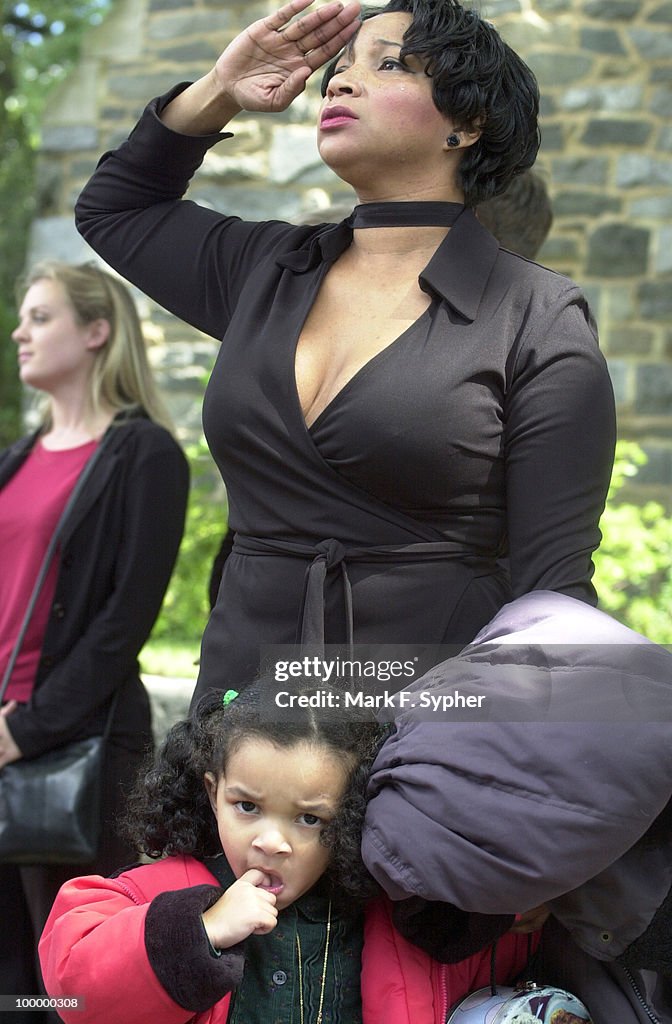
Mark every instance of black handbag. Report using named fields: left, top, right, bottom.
left=0, top=432, right=116, bottom=865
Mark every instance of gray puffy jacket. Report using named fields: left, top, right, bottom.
left=363, top=592, right=672, bottom=1024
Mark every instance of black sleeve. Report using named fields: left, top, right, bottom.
left=145, top=884, right=245, bottom=1012
left=504, top=287, right=616, bottom=604
left=75, top=86, right=299, bottom=341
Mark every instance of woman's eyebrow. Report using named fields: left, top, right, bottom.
left=341, top=36, right=403, bottom=61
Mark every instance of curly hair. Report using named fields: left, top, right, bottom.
left=124, top=681, right=388, bottom=908
left=321, top=0, right=540, bottom=206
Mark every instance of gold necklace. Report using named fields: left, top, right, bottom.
left=295, top=901, right=332, bottom=1024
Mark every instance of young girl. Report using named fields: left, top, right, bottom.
left=39, top=681, right=538, bottom=1024
left=39, top=683, right=383, bottom=1024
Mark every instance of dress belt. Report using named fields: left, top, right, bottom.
left=232, top=534, right=497, bottom=655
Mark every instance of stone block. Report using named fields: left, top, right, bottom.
left=605, top=327, right=654, bottom=356
left=651, top=86, right=672, bottom=118
left=41, top=125, right=99, bottom=152
left=616, top=155, right=672, bottom=188
left=483, top=0, right=523, bottom=14
left=500, top=21, right=571, bottom=52
left=108, top=72, right=190, bottom=100
left=604, top=285, right=635, bottom=323
left=639, top=281, right=672, bottom=319
left=628, top=27, right=672, bottom=59
left=656, top=227, right=672, bottom=274
left=587, top=223, right=650, bottom=277
left=553, top=190, right=621, bottom=216
left=27, top=217, right=92, bottom=267
left=580, top=28, right=627, bottom=54
left=535, top=0, right=573, bottom=13
left=560, top=84, right=642, bottom=111
left=155, top=42, right=221, bottom=63
left=652, top=65, right=672, bottom=82
left=635, top=364, right=672, bottom=415
left=648, top=2, right=672, bottom=21
left=584, top=0, right=639, bottom=17
left=149, top=0, right=189, bottom=9
left=527, top=52, right=593, bottom=88
left=551, top=156, right=609, bottom=186
left=629, top=194, right=672, bottom=217
left=147, top=10, right=235, bottom=40
left=580, top=119, right=651, bottom=147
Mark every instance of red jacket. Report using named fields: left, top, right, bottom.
left=40, top=855, right=532, bottom=1024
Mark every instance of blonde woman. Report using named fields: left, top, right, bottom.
left=0, top=261, right=189, bottom=1022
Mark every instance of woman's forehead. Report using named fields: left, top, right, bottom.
left=343, top=10, right=413, bottom=58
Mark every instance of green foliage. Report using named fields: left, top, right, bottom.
left=149, top=438, right=227, bottom=647
left=595, top=441, right=672, bottom=643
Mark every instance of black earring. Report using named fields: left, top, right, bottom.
left=447, top=133, right=460, bottom=147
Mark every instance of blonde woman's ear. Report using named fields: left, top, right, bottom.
left=86, top=318, right=111, bottom=351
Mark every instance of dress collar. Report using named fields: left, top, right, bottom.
left=276, top=204, right=499, bottom=323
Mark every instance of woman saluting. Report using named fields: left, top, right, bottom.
left=75, top=0, right=615, bottom=700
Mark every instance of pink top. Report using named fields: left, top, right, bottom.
left=0, top=439, right=98, bottom=704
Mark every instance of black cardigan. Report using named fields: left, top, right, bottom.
left=0, top=414, right=189, bottom=758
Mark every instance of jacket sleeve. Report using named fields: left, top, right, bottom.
left=8, top=424, right=190, bottom=757
left=39, top=875, right=243, bottom=1024
left=504, top=285, right=616, bottom=605
left=362, top=633, right=672, bottom=923
left=75, top=85, right=303, bottom=342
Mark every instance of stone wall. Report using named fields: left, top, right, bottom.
left=29, top=0, right=672, bottom=501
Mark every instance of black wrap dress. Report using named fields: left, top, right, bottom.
left=75, top=86, right=617, bottom=697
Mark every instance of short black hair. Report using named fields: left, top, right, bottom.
left=321, top=0, right=540, bottom=206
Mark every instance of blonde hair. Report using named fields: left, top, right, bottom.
left=20, top=260, right=175, bottom=434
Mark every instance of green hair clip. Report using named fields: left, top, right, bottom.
left=222, top=689, right=239, bottom=707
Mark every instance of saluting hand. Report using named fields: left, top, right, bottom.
left=213, top=0, right=361, bottom=114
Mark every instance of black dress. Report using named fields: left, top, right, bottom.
left=75, top=86, right=616, bottom=698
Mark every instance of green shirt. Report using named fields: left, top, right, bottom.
left=206, top=854, right=363, bottom=1024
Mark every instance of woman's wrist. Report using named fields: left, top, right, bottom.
left=160, top=69, right=242, bottom=135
